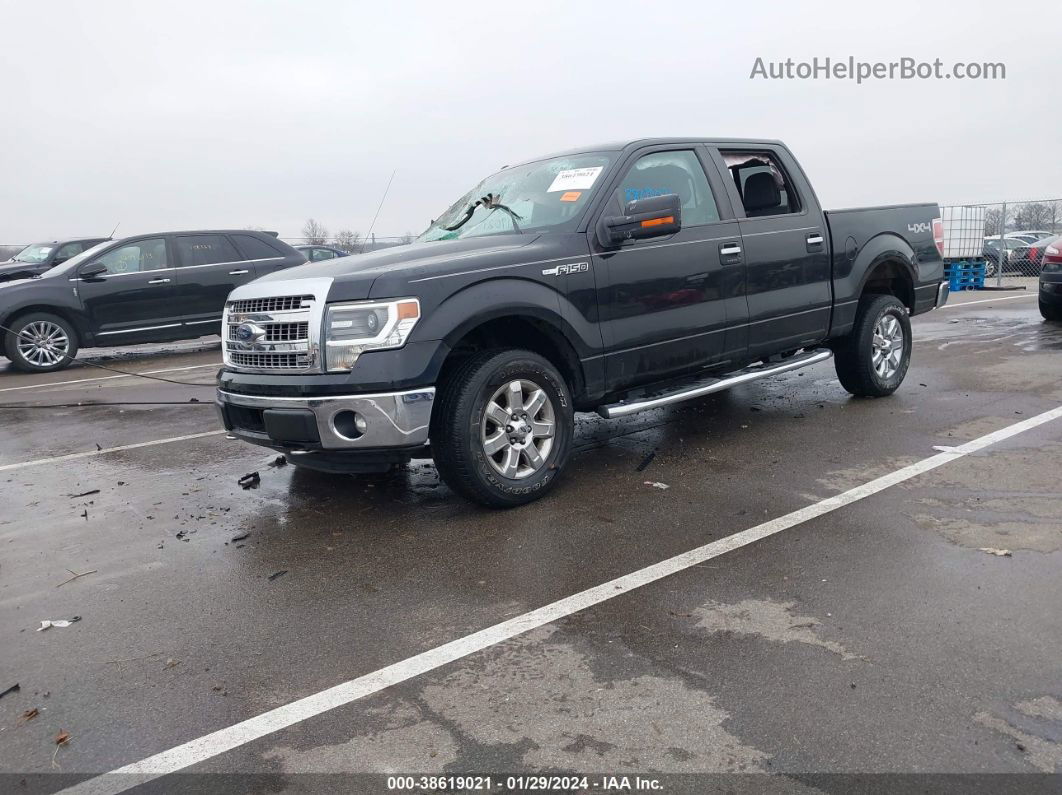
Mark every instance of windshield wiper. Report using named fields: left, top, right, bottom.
left=443, top=193, right=523, bottom=234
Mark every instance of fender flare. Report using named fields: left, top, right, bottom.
left=852, top=232, right=918, bottom=307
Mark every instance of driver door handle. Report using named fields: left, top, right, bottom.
left=147, top=278, right=171, bottom=284
left=228, top=269, right=249, bottom=275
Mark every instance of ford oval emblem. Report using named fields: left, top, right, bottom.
left=235, top=323, right=259, bottom=342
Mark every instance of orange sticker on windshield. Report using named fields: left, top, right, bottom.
left=560, top=191, right=582, bottom=202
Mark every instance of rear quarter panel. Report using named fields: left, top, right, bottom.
left=826, top=203, right=942, bottom=337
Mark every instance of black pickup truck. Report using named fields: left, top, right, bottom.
left=217, top=138, right=947, bottom=506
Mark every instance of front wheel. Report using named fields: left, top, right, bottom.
left=431, top=349, right=574, bottom=508
left=833, top=294, right=912, bottom=397
left=4, top=312, right=79, bottom=373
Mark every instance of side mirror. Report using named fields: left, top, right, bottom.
left=597, top=193, right=682, bottom=247
left=79, top=262, right=108, bottom=279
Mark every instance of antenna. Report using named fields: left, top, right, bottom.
left=360, top=170, right=396, bottom=253
left=108, top=221, right=121, bottom=238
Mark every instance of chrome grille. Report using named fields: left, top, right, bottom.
left=229, top=352, right=312, bottom=370
left=227, top=322, right=308, bottom=343
left=228, top=295, right=312, bottom=314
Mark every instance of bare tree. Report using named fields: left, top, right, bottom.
left=1014, top=202, right=1054, bottom=231
left=984, top=207, right=1008, bottom=237
left=333, top=229, right=361, bottom=253
left=399, top=231, right=415, bottom=245
left=302, top=218, right=329, bottom=245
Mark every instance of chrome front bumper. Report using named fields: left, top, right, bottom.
left=216, top=387, right=435, bottom=450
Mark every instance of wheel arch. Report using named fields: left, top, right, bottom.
left=0, top=304, right=87, bottom=354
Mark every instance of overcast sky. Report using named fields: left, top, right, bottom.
left=1, top=0, right=1057, bottom=242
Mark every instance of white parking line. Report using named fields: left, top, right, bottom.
left=0, top=363, right=218, bottom=393
left=59, top=403, right=1062, bottom=795
left=0, top=430, right=226, bottom=473
left=940, top=293, right=1036, bottom=308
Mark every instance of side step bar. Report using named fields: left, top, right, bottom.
left=596, top=348, right=834, bottom=419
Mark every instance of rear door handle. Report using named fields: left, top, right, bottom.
left=147, top=278, right=171, bottom=284
left=806, top=232, right=824, bottom=252
left=719, top=242, right=743, bottom=264
left=228, top=269, right=249, bottom=275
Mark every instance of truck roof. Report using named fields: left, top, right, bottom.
left=516, top=137, right=786, bottom=166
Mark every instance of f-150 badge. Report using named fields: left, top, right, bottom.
left=542, top=262, right=589, bottom=276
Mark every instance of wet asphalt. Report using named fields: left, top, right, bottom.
left=0, top=290, right=1060, bottom=792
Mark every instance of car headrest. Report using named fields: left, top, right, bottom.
left=742, top=171, right=781, bottom=212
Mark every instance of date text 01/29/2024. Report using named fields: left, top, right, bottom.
left=386, top=774, right=664, bottom=791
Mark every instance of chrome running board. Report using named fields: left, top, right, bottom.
left=596, top=348, right=834, bottom=419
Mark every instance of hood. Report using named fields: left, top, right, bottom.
left=0, top=262, right=46, bottom=282
left=254, top=235, right=538, bottom=301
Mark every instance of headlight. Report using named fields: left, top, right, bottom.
left=324, top=298, right=421, bottom=372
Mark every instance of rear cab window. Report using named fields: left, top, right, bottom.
left=721, top=150, right=802, bottom=218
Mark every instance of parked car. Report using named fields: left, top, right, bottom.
left=1039, top=238, right=1062, bottom=320
left=294, top=244, right=352, bottom=262
left=0, top=237, right=110, bottom=282
left=0, top=230, right=304, bottom=372
left=983, top=237, right=1026, bottom=276
left=1005, top=231, right=1054, bottom=245
left=216, top=137, right=946, bottom=507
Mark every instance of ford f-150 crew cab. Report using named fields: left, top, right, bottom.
left=216, top=138, right=948, bottom=507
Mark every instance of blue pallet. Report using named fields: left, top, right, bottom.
left=944, top=258, right=987, bottom=290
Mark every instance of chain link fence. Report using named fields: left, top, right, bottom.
left=940, top=199, right=1062, bottom=289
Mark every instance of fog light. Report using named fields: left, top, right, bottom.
left=333, top=410, right=368, bottom=440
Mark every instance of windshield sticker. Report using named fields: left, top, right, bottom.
left=560, top=191, right=582, bottom=202
left=548, top=167, right=603, bottom=193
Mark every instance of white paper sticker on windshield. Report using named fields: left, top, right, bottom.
left=547, top=166, right=603, bottom=193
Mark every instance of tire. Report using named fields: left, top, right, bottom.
left=984, top=259, right=997, bottom=278
left=431, top=349, right=574, bottom=508
left=1040, top=298, right=1062, bottom=322
left=833, top=294, right=912, bottom=397
left=4, top=312, right=79, bottom=373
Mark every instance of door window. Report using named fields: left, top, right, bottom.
left=55, top=242, right=85, bottom=261
left=231, top=234, right=285, bottom=260
left=721, top=150, right=801, bottom=217
left=616, top=150, right=720, bottom=226
left=175, top=235, right=241, bottom=267
left=93, top=239, right=168, bottom=275
left=310, top=247, right=338, bottom=261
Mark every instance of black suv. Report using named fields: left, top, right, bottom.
left=0, top=230, right=305, bottom=372
left=0, top=237, right=111, bottom=282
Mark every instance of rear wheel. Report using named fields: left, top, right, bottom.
left=431, top=349, right=574, bottom=508
left=1040, top=298, right=1062, bottom=322
left=833, top=294, right=912, bottom=397
left=4, top=312, right=79, bottom=373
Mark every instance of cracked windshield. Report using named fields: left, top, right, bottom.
left=418, top=153, right=613, bottom=241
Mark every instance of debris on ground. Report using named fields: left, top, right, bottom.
left=163, top=658, right=181, bottom=670
left=175, top=530, right=188, bottom=541
left=37, top=617, right=81, bottom=631
left=20, top=708, right=39, bottom=723
left=979, top=547, right=1012, bottom=557
left=55, top=730, right=70, bottom=745
left=0, top=683, right=20, bottom=700
left=56, top=568, right=97, bottom=588
left=268, top=455, right=287, bottom=468
left=268, top=570, right=288, bottom=581
left=229, top=532, right=251, bottom=543
left=67, top=489, right=100, bottom=498
left=644, top=481, right=670, bottom=490
left=80, top=509, right=88, bottom=520
left=635, top=451, right=656, bottom=472
left=238, top=472, right=261, bottom=490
